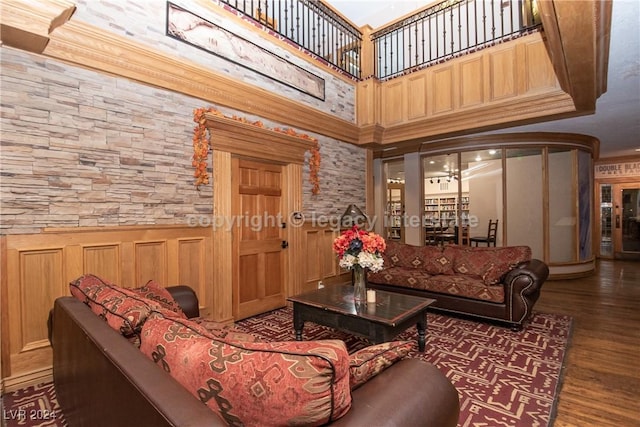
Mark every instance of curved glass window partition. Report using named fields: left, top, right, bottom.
left=414, top=133, right=598, bottom=278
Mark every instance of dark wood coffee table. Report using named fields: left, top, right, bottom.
left=287, top=285, right=435, bottom=352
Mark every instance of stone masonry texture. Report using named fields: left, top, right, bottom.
left=0, top=47, right=365, bottom=234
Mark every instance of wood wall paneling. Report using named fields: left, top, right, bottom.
left=301, top=224, right=349, bottom=293
left=432, top=66, right=455, bottom=114
left=1, top=225, right=213, bottom=388
left=407, top=75, right=427, bottom=120
left=176, top=238, right=206, bottom=298
left=382, top=80, right=405, bottom=125
left=459, top=57, right=484, bottom=108
left=82, top=244, right=121, bottom=285
left=356, top=80, right=377, bottom=127
left=489, top=46, right=517, bottom=100
left=134, top=240, right=167, bottom=286
left=525, top=39, right=559, bottom=92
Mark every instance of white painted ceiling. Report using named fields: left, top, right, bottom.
left=327, top=0, right=640, bottom=159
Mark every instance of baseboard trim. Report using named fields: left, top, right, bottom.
left=1, top=366, right=53, bottom=393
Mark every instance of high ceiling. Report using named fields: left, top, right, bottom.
left=327, top=0, right=640, bottom=160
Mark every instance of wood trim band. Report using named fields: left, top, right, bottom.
left=204, top=114, right=315, bottom=165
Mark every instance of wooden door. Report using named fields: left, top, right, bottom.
left=613, top=183, right=640, bottom=259
left=232, top=158, right=286, bottom=320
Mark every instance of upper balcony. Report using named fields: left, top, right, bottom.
left=1, top=0, right=610, bottom=151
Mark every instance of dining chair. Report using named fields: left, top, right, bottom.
left=470, top=219, right=498, bottom=246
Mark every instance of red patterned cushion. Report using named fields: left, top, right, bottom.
left=348, top=341, right=413, bottom=390
left=133, top=280, right=187, bottom=319
left=384, top=241, right=425, bottom=269
left=418, top=245, right=454, bottom=275
left=191, top=318, right=261, bottom=343
left=140, top=316, right=352, bottom=426
left=445, top=246, right=532, bottom=285
left=69, top=274, right=153, bottom=336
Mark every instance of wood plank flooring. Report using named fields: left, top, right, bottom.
left=535, top=259, right=640, bottom=427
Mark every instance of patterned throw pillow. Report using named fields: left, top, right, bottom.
left=191, top=318, right=261, bottom=343
left=133, top=280, right=187, bottom=319
left=69, top=274, right=154, bottom=336
left=140, top=316, right=352, bottom=427
left=446, top=246, right=532, bottom=285
left=69, top=274, right=189, bottom=338
left=384, top=241, right=425, bottom=269
left=348, top=341, right=414, bottom=390
left=418, top=245, right=454, bottom=275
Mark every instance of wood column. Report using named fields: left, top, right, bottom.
left=211, top=150, right=234, bottom=323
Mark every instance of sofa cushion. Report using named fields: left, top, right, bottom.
left=140, top=316, right=351, bottom=426
left=70, top=274, right=155, bottom=336
left=191, top=317, right=261, bottom=343
left=369, top=267, right=504, bottom=303
left=133, top=280, right=187, bottom=319
left=348, top=341, right=413, bottom=390
left=367, top=266, right=432, bottom=289
left=383, top=241, right=425, bottom=269
left=426, top=274, right=505, bottom=303
left=69, top=274, right=188, bottom=337
left=445, top=245, right=532, bottom=285
left=418, top=245, right=455, bottom=275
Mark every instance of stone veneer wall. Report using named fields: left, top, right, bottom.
left=0, top=48, right=366, bottom=234
left=73, top=0, right=356, bottom=120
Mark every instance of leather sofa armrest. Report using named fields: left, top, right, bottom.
left=52, top=297, right=225, bottom=427
left=503, top=259, right=549, bottom=295
left=166, top=285, right=200, bottom=318
left=331, top=359, right=459, bottom=427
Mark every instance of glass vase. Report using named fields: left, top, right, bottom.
left=353, top=265, right=367, bottom=305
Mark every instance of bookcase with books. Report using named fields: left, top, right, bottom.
left=424, top=194, right=470, bottom=222
left=386, top=183, right=404, bottom=242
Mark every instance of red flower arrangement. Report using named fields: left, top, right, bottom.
left=332, top=226, right=386, bottom=272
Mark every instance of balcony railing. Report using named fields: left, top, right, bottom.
left=218, top=0, right=541, bottom=81
left=219, top=0, right=363, bottom=78
left=372, top=0, right=542, bottom=80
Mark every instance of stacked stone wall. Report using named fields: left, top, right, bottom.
left=0, top=48, right=365, bottom=234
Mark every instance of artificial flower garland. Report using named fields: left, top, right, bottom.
left=192, top=107, right=321, bottom=194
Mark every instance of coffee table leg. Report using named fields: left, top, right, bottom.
left=416, top=312, right=427, bottom=352
left=293, top=305, right=304, bottom=341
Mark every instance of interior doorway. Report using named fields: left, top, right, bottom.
left=599, top=182, right=640, bottom=259
left=232, top=158, right=287, bottom=320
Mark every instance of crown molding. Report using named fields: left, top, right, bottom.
left=0, top=0, right=75, bottom=52
left=204, top=114, right=315, bottom=165
left=41, top=20, right=360, bottom=145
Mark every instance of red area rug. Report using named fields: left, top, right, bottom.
left=1, top=309, right=570, bottom=427
left=1, top=382, right=66, bottom=427
left=235, top=308, right=572, bottom=427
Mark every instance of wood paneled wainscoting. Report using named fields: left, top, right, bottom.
left=0, top=225, right=213, bottom=391
left=300, top=221, right=350, bottom=294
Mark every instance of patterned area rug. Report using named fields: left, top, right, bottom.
left=1, top=382, right=66, bottom=427
left=235, top=308, right=572, bottom=427
left=1, top=309, right=571, bottom=427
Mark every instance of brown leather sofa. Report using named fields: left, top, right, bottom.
left=50, top=286, right=460, bottom=427
left=367, top=242, right=549, bottom=330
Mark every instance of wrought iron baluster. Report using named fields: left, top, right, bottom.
left=449, top=4, right=454, bottom=55
left=414, top=22, right=419, bottom=67
left=491, top=0, right=496, bottom=39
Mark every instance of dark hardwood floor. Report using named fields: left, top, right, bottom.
left=535, top=259, right=640, bottom=427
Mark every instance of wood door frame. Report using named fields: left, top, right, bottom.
left=206, top=115, right=311, bottom=322
left=613, top=182, right=640, bottom=258
left=231, top=157, right=286, bottom=320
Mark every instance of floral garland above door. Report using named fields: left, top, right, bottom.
left=192, top=107, right=320, bottom=194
